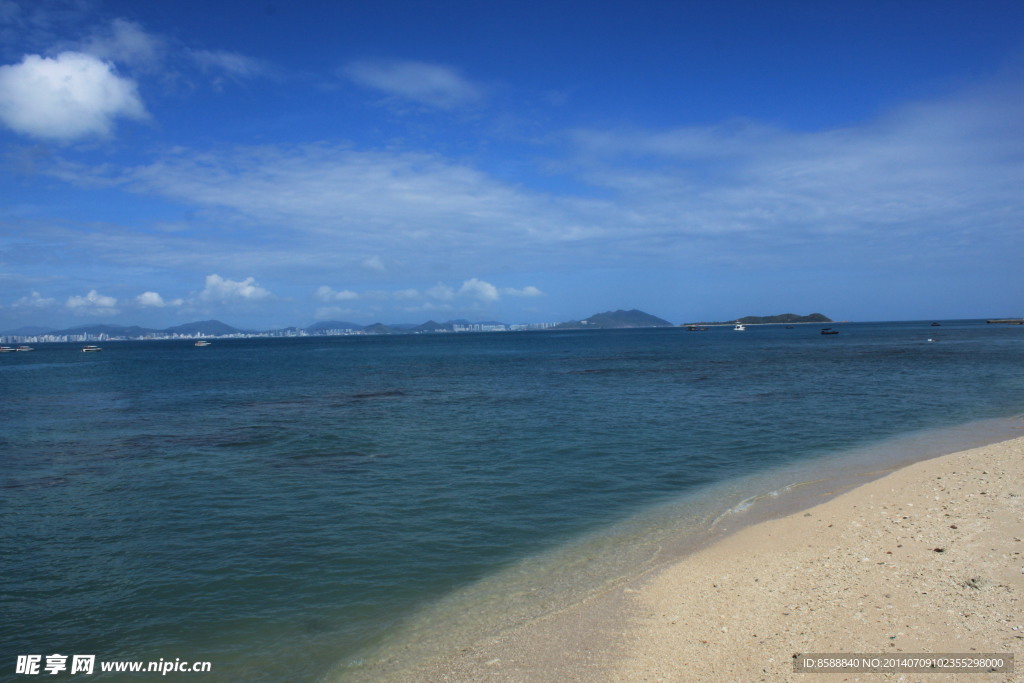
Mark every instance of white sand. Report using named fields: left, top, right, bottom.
left=614, top=436, right=1024, bottom=682
left=370, top=437, right=1024, bottom=681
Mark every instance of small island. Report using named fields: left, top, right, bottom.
left=684, top=312, right=833, bottom=326
left=555, top=309, right=674, bottom=330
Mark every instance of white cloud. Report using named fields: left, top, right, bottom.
left=344, top=59, right=483, bottom=109
left=91, top=143, right=595, bottom=271
left=84, top=19, right=165, bottom=69
left=13, top=291, right=57, bottom=308
left=200, top=274, right=271, bottom=302
left=315, top=285, right=359, bottom=302
left=458, top=278, right=499, bottom=302
left=502, top=285, right=544, bottom=297
left=135, top=291, right=183, bottom=308
left=559, top=78, right=1024, bottom=265
left=0, top=51, right=147, bottom=140
left=66, top=289, right=119, bottom=316
left=135, top=291, right=165, bottom=307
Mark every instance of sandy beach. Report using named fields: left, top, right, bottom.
left=396, top=435, right=1023, bottom=682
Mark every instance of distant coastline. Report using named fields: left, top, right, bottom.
left=6, top=312, right=1019, bottom=344
left=0, top=309, right=840, bottom=343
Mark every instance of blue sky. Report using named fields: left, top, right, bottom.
left=1, top=0, right=1022, bottom=330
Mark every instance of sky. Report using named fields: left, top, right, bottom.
left=1, top=0, right=1022, bottom=331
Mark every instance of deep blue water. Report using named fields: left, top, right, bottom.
left=2, top=321, right=1023, bottom=680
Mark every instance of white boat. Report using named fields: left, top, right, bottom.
left=81, top=345, right=102, bottom=352
left=194, top=340, right=211, bottom=347
left=16, top=345, right=34, bottom=351
left=733, top=323, right=746, bottom=331
left=0, top=346, right=14, bottom=352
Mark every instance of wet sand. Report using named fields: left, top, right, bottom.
left=397, top=436, right=1023, bottom=682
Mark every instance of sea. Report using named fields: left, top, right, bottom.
left=3, top=320, right=1023, bottom=680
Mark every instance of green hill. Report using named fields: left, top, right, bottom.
left=558, top=309, right=673, bottom=329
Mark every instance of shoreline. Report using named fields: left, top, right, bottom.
left=367, top=434, right=1023, bottom=681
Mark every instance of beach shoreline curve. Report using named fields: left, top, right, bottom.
left=379, top=435, right=1024, bottom=682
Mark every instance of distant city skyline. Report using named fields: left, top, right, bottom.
left=0, top=318, right=566, bottom=344
left=14, top=309, right=1017, bottom=343
left=2, top=0, right=1023, bottom=330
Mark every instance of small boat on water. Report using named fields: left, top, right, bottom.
left=931, top=322, right=941, bottom=327
left=81, top=345, right=103, bottom=352
left=733, top=323, right=746, bottom=331
left=820, top=328, right=839, bottom=335
left=0, top=346, right=14, bottom=353
left=194, top=340, right=211, bottom=347
left=16, top=345, right=33, bottom=351
left=685, top=325, right=709, bottom=331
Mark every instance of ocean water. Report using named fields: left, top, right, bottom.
left=3, top=320, right=1023, bottom=680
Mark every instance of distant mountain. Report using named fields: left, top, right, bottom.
left=52, top=324, right=160, bottom=337
left=736, top=313, right=833, bottom=324
left=163, top=320, right=246, bottom=336
left=305, top=320, right=364, bottom=333
left=557, top=309, right=673, bottom=329
left=413, top=320, right=451, bottom=333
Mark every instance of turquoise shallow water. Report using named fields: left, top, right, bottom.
left=2, top=320, right=1023, bottom=680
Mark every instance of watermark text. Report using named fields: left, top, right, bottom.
left=16, top=655, right=211, bottom=676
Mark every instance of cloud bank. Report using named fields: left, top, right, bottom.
left=63, top=72, right=1016, bottom=282
left=314, top=278, right=543, bottom=313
